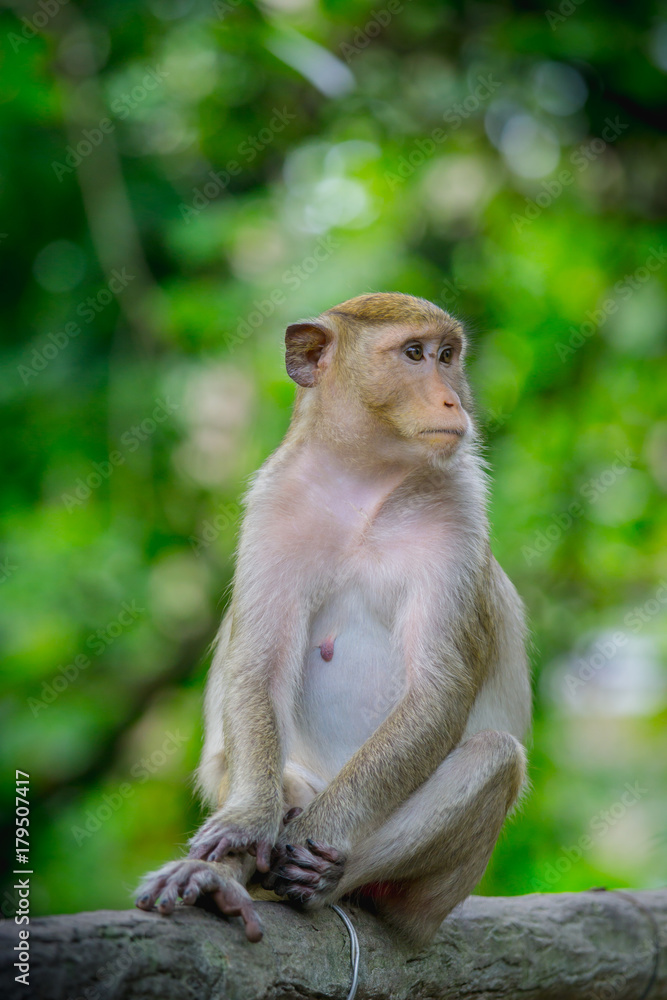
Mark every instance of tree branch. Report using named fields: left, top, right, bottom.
left=1, top=890, right=665, bottom=999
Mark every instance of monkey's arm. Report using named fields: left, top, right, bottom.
left=263, top=646, right=482, bottom=904
left=189, top=537, right=311, bottom=870
left=285, top=652, right=478, bottom=847
left=265, top=569, right=505, bottom=902
left=303, top=562, right=505, bottom=851
left=188, top=624, right=286, bottom=870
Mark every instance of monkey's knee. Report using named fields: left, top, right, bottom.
left=462, top=729, right=526, bottom=808
left=282, top=763, right=320, bottom=812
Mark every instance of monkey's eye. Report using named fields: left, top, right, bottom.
left=404, top=343, right=424, bottom=362
left=439, top=346, right=454, bottom=365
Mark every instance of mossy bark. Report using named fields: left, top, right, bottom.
left=1, top=890, right=665, bottom=1000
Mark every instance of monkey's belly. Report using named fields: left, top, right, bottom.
left=294, top=592, right=406, bottom=781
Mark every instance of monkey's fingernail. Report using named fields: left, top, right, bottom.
left=285, top=844, right=294, bottom=853
left=306, top=838, right=316, bottom=848
left=139, top=895, right=150, bottom=903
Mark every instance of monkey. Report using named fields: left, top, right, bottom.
left=136, top=292, right=531, bottom=946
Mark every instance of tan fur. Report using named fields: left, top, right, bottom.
left=137, top=292, right=531, bottom=945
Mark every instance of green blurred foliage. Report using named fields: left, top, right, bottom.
left=0, top=0, right=666, bottom=918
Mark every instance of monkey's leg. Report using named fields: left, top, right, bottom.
left=345, top=729, right=525, bottom=943
left=271, top=730, right=525, bottom=944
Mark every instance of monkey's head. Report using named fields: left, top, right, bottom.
left=285, top=293, right=475, bottom=465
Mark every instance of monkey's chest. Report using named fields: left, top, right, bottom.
left=294, top=585, right=406, bottom=778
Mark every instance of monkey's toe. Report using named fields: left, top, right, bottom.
left=135, top=859, right=263, bottom=940
left=212, top=886, right=263, bottom=942
left=135, top=863, right=177, bottom=911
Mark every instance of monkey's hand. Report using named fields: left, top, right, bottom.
left=263, top=829, right=346, bottom=907
left=135, top=859, right=263, bottom=942
left=188, top=807, right=279, bottom=872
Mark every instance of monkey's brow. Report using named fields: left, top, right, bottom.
left=381, top=329, right=464, bottom=351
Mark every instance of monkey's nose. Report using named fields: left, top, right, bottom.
left=441, top=386, right=463, bottom=409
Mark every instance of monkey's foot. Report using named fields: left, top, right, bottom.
left=135, top=859, right=263, bottom=942
left=188, top=813, right=276, bottom=871
left=263, top=838, right=345, bottom=905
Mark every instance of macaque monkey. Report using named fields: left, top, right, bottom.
left=137, top=292, right=531, bottom=945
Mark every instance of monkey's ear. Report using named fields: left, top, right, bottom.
left=285, top=321, right=332, bottom=387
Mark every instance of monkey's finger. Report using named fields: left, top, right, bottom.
left=285, top=884, right=315, bottom=904
left=188, top=837, right=220, bottom=860
left=262, top=851, right=291, bottom=881
left=277, top=843, right=324, bottom=870
left=283, top=807, right=303, bottom=824
left=269, top=877, right=290, bottom=897
left=283, top=854, right=319, bottom=871
left=305, top=838, right=343, bottom=864
left=208, top=837, right=232, bottom=861
left=254, top=839, right=273, bottom=872
left=261, top=870, right=278, bottom=891
left=278, top=865, right=320, bottom=886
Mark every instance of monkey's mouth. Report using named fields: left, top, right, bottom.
left=418, top=428, right=465, bottom=436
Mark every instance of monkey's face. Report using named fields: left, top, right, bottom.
left=351, top=322, right=473, bottom=459
left=285, top=296, right=475, bottom=465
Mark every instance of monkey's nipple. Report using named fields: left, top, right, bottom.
left=319, top=637, right=335, bottom=662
